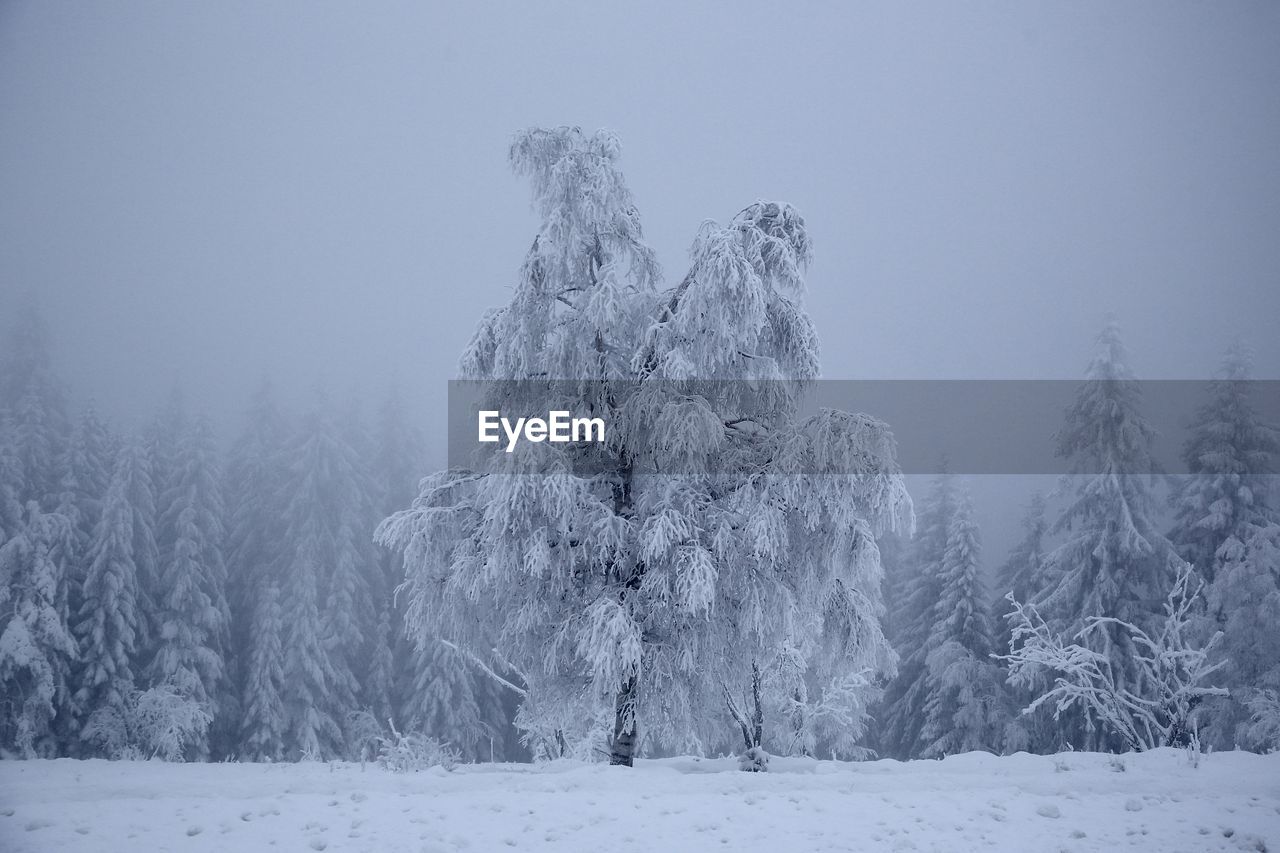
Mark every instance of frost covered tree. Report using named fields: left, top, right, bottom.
left=878, top=471, right=955, bottom=759
left=54, top=405, right=115, bottom=747
left=398, top=639, right=505, bottom=762
left=0, top=501, right=76, bottom=757
left=994, top=493, right=1049, bottom=653
left=381, top=127, right=660, bottom=765
left=379, top=127, right=908, bottom=769
left=369, top=390, right=420, bottom=730
left=1036, top=321, right=1175, bottom=751
left=1171, top=345, right=1278, bottom=584
left=331, top=402, right=389, bottom=737
left=1, top=301, right=70, bottom=511
left=75, top=440, right=150, bottom=756
left=919, top=493, right=1003, bottom=756
left=56, top=406, right=114, bottom=580
left=224, top=381, right=290, bottom=759
left=147, top=414, right=229, bottom=760
left=991, top=492, right=1056, bottom=752
left=1171, top=345, right=1280, bottom=748
left=276, top=400, right=377, bottom=759
left=0, top=308, right=76, bottom=755
left=1004, top=562, right=1226, bottom=752
left=632, top=202, right=908, bottom=764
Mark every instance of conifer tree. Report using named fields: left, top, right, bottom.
left=399, top=639, right=504, bottom=761
left=1, top=301, right=70, bottom=510
left=1172, top=345, right=1280, bottom=748
left=277, top=401, right=376, bottom=759
left=0, top=501, right=76, bottom=756
left=224, top=381, right=290, bottom=759
left=1037, top=322, right=1174, bottom=751
left=878, top=471, right=955, bottom=759
left=920, top=493, right=1004, bottom=756
left=370, top=390, right=424, bottom=735
left=75, top=440, right=148, bottom=755
left=992, top=492, right=1055, bottom=752
left=1171, top=345, right=1278, bottom=584
left=147, top=415, right=229, bottom=760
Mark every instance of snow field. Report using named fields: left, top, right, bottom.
left=1, top=748, right=1277, bottom=852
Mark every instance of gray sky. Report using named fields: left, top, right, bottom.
left=2, top=2, right=1278, bottom=551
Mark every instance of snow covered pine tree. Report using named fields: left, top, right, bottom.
left=1170, top=344, right=1280, bottom=749
left=1033, top=321, right=1178, bottom=751
left=378, top=127, right=910, bottom=768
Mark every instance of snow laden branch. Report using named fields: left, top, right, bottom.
left=1001, top=562, right=1226, bottom=752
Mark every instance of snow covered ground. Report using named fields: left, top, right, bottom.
left=1, top=749, right=1276, bottom=852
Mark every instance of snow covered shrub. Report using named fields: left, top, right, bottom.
left=80, top=675, right=212, bottom=761
left=738, top=746, right=770, bottom=772
left=1241, top=689, right=1280, bottom=752
left=345, top=710, right=385, bottom=762
left=376, top=720, right=459, bottom=772
left=81, top=704, right=134, bottom=759
left=1003, top=563, right=1227, bottom=752
left=515, top=688, right=611, bottom=763
left=131, top=680, right=214, bottom=761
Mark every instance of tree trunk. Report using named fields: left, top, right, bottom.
left=609, top=676, right=637, bottom=766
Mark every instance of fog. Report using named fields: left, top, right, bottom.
left=2, top=1, right=1279, bottom=555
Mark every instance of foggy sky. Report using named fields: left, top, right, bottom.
left=2, top=2, right=1279, bottom=551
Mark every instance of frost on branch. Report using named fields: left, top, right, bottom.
left=1002, top=561, right=1226, bottom=751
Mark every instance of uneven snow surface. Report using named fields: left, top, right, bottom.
left=1, top=749, right=1277, bottom=852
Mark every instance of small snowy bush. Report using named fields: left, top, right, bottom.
left=82, top=678, right=212, bottom=761
left=345, top=710, right=385, bottom=762
left=1241, top=689, right=1280, bottom=753
left=738, top=746, right=770, bottom=772
left=131, top=681, right=213, bottom=761
left=376, top=720, right=459, bottom=772
left=1003, top=563, right=1227, bottom=752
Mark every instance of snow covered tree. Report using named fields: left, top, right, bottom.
left=0, top=421, right=22, bottom=543
left=1169, top=345, right=1280, bottom=749
left=241, top=578, right=286, bottom=760
left=920, top=493, right=1004, bottom=756
left=1036, top=321, right=1174, bottom=751
left=991, top=492, right=1058, bottom=752
left=632, top=201, right=908, bottom=764
left=224, top=380, right=290, bottom=759
left=0, top=501, right=77, bottom=757
left=1, top=300, right=70, bottom=511
left=75, top=439, right=150, bottom=756
left=369, top=391, right=417, bottom=730
left=331, top=401, right=389, bottom=743
left=877, top=470, right=956, bottom=759
left=1171, top=345, right=1278, bottom=584
left=381, top=127, right=660, bottom=766
left=380, top=128, right=908, bottom=769
left=1004, top=562, right=1226, bottom=752
left=276, top=399, right=378, bottom=759
left=147, top=414, right=229, bottom=760
left=56, top=406, right=114, bottom=579
left=1208, top=523, right=1280, bottom=751
left=994, top=493, right=1050, bottom=654
left=55, top=405, right=115, bottom=747
left=398, top=639, right=505, bottom=762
